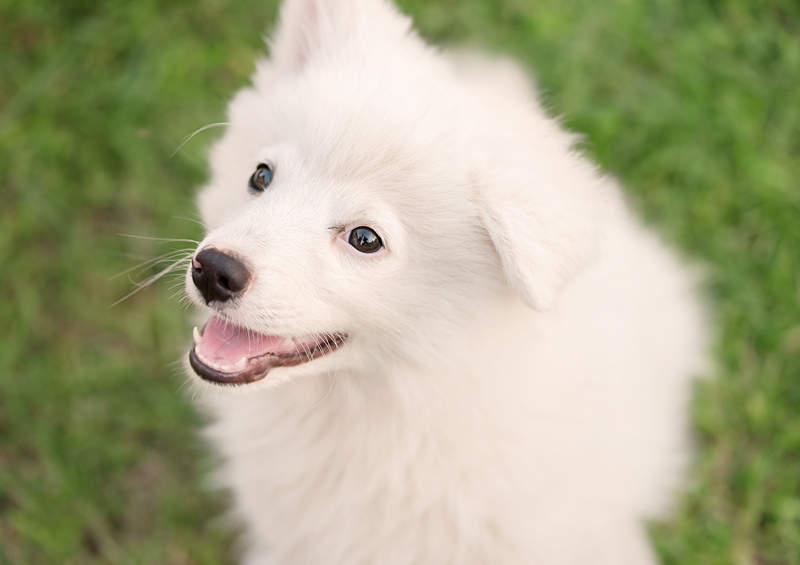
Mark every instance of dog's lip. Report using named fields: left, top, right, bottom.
left=188, top=327, right=347, bottom=386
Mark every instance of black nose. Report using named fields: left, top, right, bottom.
left=192, top=248, right=251, bottom=304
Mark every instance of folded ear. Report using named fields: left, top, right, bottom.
left=268, top=0, right=411, bottom=72
left=478, top=157, right=605, bottom=311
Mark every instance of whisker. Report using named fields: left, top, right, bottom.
left=126, top=254, right=191, bottom=287
left=110, top=249, right=194, bottom=280
left=170, top=122, right=230, bottom=158
left=172, top=215, right=206, bottom=227
left=117, top=233, right=200, bottom=244
left=169, top=286, right=189, bottom=301
left=167, top=278, right=188, bottom=290
left=298, top=338, right=313, bottom=363
left=109, top=256, right=192, bottom=308
left=300, top=372, right=338, bottom=422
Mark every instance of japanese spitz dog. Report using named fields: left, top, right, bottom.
left=182, top=0, right=708, bottom=563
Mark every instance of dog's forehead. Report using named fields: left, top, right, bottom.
left=259, top=65, right=467, bottom=182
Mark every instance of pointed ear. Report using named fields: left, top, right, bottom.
left=267, top=0, right=411, bottom=72
left=478, top=159, right=604, bottom=310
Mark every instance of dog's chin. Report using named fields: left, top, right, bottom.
left=187, top=314, right=347, bottom=389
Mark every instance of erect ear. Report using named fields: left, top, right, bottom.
left=267, top=0, right=411, bottom=73
left=478, top=154, right=605, bottom=311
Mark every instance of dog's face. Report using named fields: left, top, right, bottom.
left=184, top=0, right=600, bottom=388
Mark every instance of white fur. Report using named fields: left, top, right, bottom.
left=184, top=1, right=708, bottom=563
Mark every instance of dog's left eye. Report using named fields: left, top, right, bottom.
left=348, top=226, right=383, bottom=253
left=249, top=163, right=274, bottom=193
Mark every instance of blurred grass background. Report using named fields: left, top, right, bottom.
left=1, top=0, right=798, bottom=563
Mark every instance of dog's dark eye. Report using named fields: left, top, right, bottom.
left=249, top=163, right=274, bottom=193
left=348, top=226, right=383, bottom=254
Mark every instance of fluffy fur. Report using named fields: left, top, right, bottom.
left=183, top=1, right=708, bottom=563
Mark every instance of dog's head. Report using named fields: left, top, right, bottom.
left=185, top=0, right=603, bottom=388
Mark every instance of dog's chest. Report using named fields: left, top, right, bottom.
left=204, top=376, right=533, bottom=563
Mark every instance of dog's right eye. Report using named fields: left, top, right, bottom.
left=249, top=163, right=274, bottom=193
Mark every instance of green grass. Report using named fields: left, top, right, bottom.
left=1, top=0, right=798, bottom=563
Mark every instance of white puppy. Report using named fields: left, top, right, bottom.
left=183, top=1, right=708, bottom=563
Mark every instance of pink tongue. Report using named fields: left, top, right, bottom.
left=196, top=316, right=286, bottom=366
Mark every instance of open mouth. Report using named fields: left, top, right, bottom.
left=189, top=315, right=347, bottom=385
